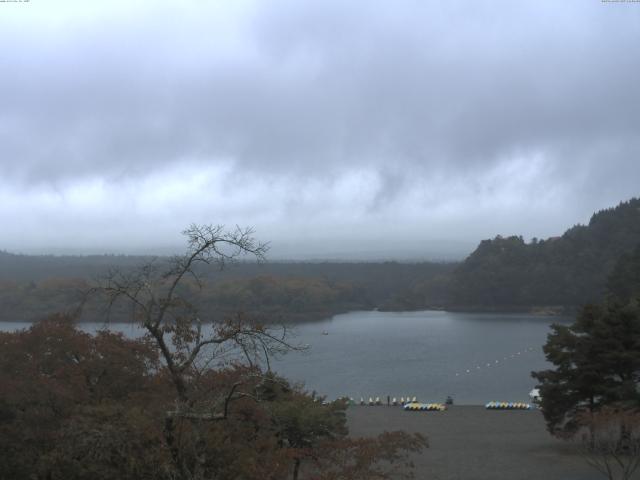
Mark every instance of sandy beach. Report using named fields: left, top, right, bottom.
left=347, top=406, right=610, bottom=480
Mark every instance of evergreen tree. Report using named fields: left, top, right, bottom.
left=532, top=300, right=640, bottom=435
left=608, top=243, right=640, bottom=304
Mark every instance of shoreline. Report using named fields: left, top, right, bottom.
left=0, top=305, right=573, bottom=325
left=443, top=305, right=575, bottom=316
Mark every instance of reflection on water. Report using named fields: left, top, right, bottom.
left=0, top=310, right=571, bottom=405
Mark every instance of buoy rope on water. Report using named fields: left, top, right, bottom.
left=356, top=396, right=422, bottom=406
left=453, top=346, right=538, bottom=377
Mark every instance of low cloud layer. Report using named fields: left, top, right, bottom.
left=1, top=0, right=639, bottom=259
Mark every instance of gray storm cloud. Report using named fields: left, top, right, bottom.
left=0, top=0, right=638, bottom=257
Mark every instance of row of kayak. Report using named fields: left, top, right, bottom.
left=405, top=402, right=532, bottom=411
left=347, top=398, right=533, bottom=410
left=404, top=403, right=447, bottom=411
left=485, top=402, right=532, bottom=409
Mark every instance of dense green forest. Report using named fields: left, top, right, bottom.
left=443, top=198, right=640, bottom=310
left=1, top=197, right=639, bottom=321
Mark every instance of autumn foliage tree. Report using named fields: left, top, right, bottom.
left=95, top=225, right=302, bottom=478
left=0, top=225, right=427, bottom=480
left=0, top=314, right=164, bottom=479
left=0, top=316, right=425, bottom=480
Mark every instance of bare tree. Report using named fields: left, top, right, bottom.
left=93, top=224, right=302, bottom=479
left=577, top=407, right=640, bottom=480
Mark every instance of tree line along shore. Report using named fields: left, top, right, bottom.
left=1, top=197, right=639, bottom=324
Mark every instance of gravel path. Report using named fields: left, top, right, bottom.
left=347, top=406, right=613, bottom=480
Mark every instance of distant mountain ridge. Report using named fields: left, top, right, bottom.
left=448, top=197, right=640, bottom=309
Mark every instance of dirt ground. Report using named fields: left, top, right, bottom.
left=347, top=405, right=619, bottom=480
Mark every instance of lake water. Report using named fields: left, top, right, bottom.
left=0, top=310, right=571, bottom=405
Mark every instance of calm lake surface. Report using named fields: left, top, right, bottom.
left=1, top=310, right=571, bottom=405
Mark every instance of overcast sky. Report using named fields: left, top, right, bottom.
left=1, top=0, right=639, bottom=259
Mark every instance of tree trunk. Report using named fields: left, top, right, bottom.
left=293, top=458, right=301, bottom=480
left=164, top=416, right=191, bottom=480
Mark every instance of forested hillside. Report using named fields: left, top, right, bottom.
left=447, top=198, right=640, bottom=309
left=607, top=242, right=640, bottom=303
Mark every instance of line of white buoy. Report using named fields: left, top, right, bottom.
left=453, top=347, right=536, bottom=377
left=355, top=396, right=418, bottom=406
